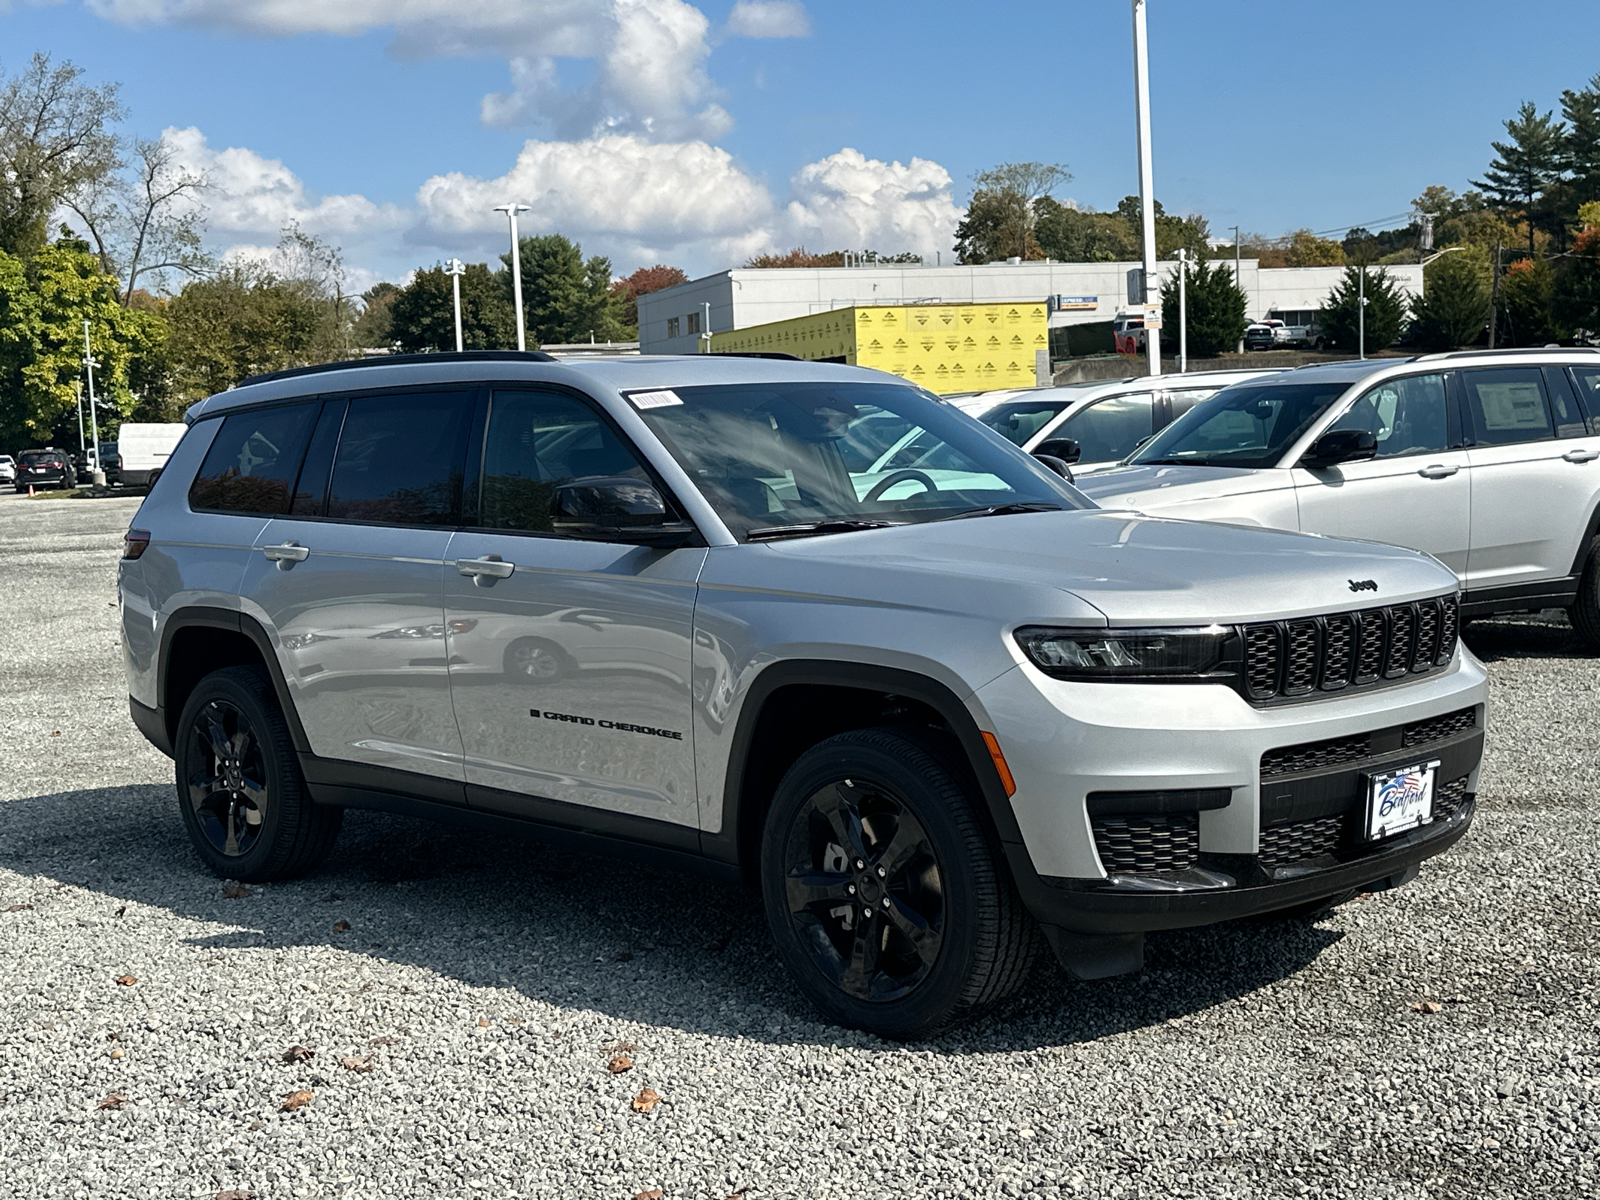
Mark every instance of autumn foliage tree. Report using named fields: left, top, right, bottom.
left=611, top=264, right=689, bottom=330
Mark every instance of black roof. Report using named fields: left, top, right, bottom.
left=240, top=350, right=558, bottom=388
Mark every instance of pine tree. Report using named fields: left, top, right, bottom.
left=1409, top=251, right=1489, bottom=350
left=1561, top=75, right=1600, bottom=218
left=1320, top=266, right=1408, bottom=353
left=1473, top=102, right=1567, bottom=257
left=1158, top=258, right=1247, bottom=359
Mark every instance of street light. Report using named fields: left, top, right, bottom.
left=445, top=258, right=466, bottom=352
left=82, top=320, right=105, bottom=486
left=493, top=203, right=532, bottom=351
left=1131, top=0, right=1160, bottom=376
left=1175, top=247, right=1187, bottom=373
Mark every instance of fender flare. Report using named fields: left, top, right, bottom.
left=156, top=605, right=311, bottom=755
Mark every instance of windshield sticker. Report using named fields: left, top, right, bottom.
left=628, top=389, right=684, bottom=410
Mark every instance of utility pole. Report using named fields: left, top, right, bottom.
left=494, top=203, right=532, bottom=351
left=1358, top=266, right=1368, bottom=361
left=82, top=320, right=104, bottom=486
left=1131, top=0, right=1160, bottom=375
left=75, top=380, right=85, bottom=457
left=1176, top=247, right=1188, bottom=373
left=1487, top=240, right=1502, bottom=349
left=445, top=258, right=466, bottom=352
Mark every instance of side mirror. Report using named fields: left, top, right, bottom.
left=1301, top=429, right=1377, bottom=469
left=1033, top=454, right=1074, bottom=483
left=551, top=477, right=695, bottom=547
left=1034, top=437, right=1081, bottom=465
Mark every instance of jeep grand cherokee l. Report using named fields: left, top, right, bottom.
left=119, top=351, right=1487, bottom=1037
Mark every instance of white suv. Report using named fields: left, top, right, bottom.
left=1076, top=349, right=1600, bottom=645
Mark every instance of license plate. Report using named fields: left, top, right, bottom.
left=1365, top=760, right=1439, bottom=840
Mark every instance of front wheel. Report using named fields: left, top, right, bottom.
left=173, top=665, right=341, bottom=881
left=1570, top=536, right=1600, bottom=652
left=759, top=727, right=1035, bottom=1038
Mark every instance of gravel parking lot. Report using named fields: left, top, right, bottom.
left=2, top=490, right=1597, bottom=1200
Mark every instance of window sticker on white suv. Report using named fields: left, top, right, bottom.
left=1476, top=381, right=1548, bottom=432
left=628, top=389, right=684, bottom=410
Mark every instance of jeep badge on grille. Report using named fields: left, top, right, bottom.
left=1348, top=579, right=1378, bottom=593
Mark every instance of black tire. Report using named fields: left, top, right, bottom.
left=173, top=665, right=341, bottom=882
left=1569, top=536, right=1600, bottom=651
left=759, top=726, right=1036, bottom=1039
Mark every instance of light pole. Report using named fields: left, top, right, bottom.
left=1176, top=247, right=1188, bottom=373
left=1131, top=0, right=1160, bottom=375
left=82, top=320, right=104, bottom=486
left=75, top=379, right=86, bottom=458
left=700, top=301, right=713, bottom=354
left=494, top=203, right=532, bottom=351
left=445, top=258, right=466, bottom=352
left=1358, top=266, right=1368, bottom=360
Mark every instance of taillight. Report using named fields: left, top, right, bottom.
left=123, top=529, right=151, bottom=560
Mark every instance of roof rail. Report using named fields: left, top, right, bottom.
left=1413, top=346, right=1599, bottom=362
left=707, top=351, right=803, bottom=361
left=240, top=349, right=558, bottom=387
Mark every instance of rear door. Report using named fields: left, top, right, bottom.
left=1053, top=390, right=1159, bottom=468
left=442, top=386, right=705, bottom=831
left=1461, top=366, right=1596, bottom=591
left=239, top=387, right=477, bottom=786
left=1291, top=371, right=1470, bottom=571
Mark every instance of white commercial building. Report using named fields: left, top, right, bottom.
left=638, top=260, right=1423, bottom=355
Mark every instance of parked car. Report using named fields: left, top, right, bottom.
left=1267, top=312, right=1325, bottom=350
left=99, top=440, right=121, bottom=485
left=122, top=350, right=1485, bottom=1037
left=1112, top=313, right=1146, bottom=355
left=942, top=382, right=1110, bottom=418
left=978, top=369, right=1284, bottom=476
left=0, top=454, right=15, bottom=485
left=14, top=448, right=77, bottom=491
left=116, top=423, right=186, bottom=486
left=1075, top=349, right=1600, bottom=645
left=1244, top=322, right=1281, bottom=352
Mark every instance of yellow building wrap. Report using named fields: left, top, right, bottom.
left=707, top=302, right=1048, bottom=394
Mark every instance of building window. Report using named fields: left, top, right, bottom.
left=667, top=317, right=679, bottom=338
left=687, top=312, right=701, bottom=335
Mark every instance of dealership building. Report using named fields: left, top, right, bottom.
left=636, top=259, right=1424, bottom=356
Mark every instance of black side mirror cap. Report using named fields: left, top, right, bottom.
left=1034, top=437, right=1081, bottom=465
left=551, top=477, right=697, bottom=546
left=1033, top=454, right=1075, bottom=483
left=1301, top=429, right=1377, bottom=469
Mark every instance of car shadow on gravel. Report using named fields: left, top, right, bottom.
left=1462, top=610, right=1588, bottom=663
left=2, top=783, right=1342, bottom=1053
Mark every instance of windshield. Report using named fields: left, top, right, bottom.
left=978, top=399, right=1073, bottom=446
left=1127, top=380, right=1352, bottom=469
left=632, top=381, right=1092, bottom=540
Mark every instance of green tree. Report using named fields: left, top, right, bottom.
left=1033, top=199, right=1137, bottom=262
left=1560, top=75, right=1600, bottom=222
left=1498, top=256, right=1564, bottom=346
left=0, top=233, right=156, bottom=447
left=1409, top=250, right=1490, bottom=350
left=1284, top=229, right=1347, bottom=267
left=389, top=262, right=514, bottom=353
left=502, top=234, right=626, bottom=345
left=1320, top=265, right=1408, bottom=353
left=1114, top=196, right=1211, bottom=261
left=1159, top=257, right=1247, bottom=358
left=1554, top=220, right=1600, bottom=338
left=953, top=161, right=1071, bottom=264
left=0, top=54, right=124, bottom=260
left=1474, top=101, right=1567, bottom=257
left=351, top=281, right=399, bottom=349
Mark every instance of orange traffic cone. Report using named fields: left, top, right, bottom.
left=27, top=484, right=35, bottom=497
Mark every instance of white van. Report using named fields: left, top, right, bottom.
left=116, top=423, right=187, bottom=486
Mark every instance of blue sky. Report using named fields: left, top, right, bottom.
left=5, top=0, right=1596, bottom=289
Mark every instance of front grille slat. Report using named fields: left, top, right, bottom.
left=1261, top=732, right=1372, bottom=777
left=1402, top=706, right=1477, bottom=747
left=1242, top=594, right=1455, bottom=704
left=1092, top=813, right=1199, bottom=874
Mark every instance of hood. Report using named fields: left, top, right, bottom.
left=1072, top=464, right=1291, bottom=513
left=748, top=509, right=1457, bottom=626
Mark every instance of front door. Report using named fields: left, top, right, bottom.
left=1292, top=371, right=1471, bottom=573
left=443, top=387, right=705, bottom=829
left=240, top=387, right=477, bottom=783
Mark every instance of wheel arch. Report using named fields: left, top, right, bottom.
left=703, top=660, right=1023, bottom=884
left=158, top=607, right=311, bottom=756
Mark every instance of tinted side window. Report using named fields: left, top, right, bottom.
left=479, top=390, right=652, bottom=534
left=189, top=403, right=317, bottom=514
left=1327, top=373, right=1448, bottom=458
left=1461, top=368, right=1554, bottom=446
left=1572, top=367, right=1600, bottom=429
left=1165, top=388, right=1218, bottom=419
left=1544, top=366, right=1589, bottom=437
left=289, top=399, right=346, bottom=516
left=326, top=390, right=473, bottom=525
left=1061, top=393, right=1155, bottom=461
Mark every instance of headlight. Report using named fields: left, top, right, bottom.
left=1014, top=625, right=1240, bottom=681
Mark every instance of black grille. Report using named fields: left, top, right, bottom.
left=1261, top=732, right=1373, bottom=778
left=1434, top=775, right=1471, bottom=820
left=1403, top=706, right=1477, bottom=748
left=1259, top=815, right=1345, bottom=867
left=1092, top=813, right=1199, bottom=874
left=1242, top=595, right=1458, bottom=703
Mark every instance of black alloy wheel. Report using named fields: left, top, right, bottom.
left=1570, top=536, right=1600, bottom=652
left=760, top=727, right=1036, bottom=1038
left=781, top=776, right=945, bottom=1003
left=173, top=665, right=341, bottom=881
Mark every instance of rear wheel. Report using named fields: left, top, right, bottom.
left=173, top=666, right=341, bottom=881
left=1569, top=537, right=1600, bottom=652
left=759, top=727, right=1035, bottom=1039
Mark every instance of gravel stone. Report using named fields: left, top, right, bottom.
left=1, top=491, right=1597, bottom=1199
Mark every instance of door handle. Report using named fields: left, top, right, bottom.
left=261, top=541, right=310, bottom=568
left=457, top=554, right=515, bottom=585
left=1417, top=464, right=1459, bottom=479
left=1563, top=448, right=1600, bottom=463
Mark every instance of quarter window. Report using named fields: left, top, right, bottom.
left=1325, top=373, right=1449, bottom=458
left=1460, top=368, right=1555, bottom=446
left=1570, top=366, right=1600, bottom=419
left=1544, top=366, right=1590, bottom=437
left=325, top=390, right=473, bottom=525
left=477, top=391, right=655, bottom=534
left=1059, top=393, right=1156, bottom=462
left=189, top=402, right=318, bottom=515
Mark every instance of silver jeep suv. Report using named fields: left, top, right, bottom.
left=119, top=352, right=1487, bottom=1037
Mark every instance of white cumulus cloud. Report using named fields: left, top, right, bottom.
left=726, top=1, right=810, bottom=38
left=782, top=149, right=962, bottom=261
